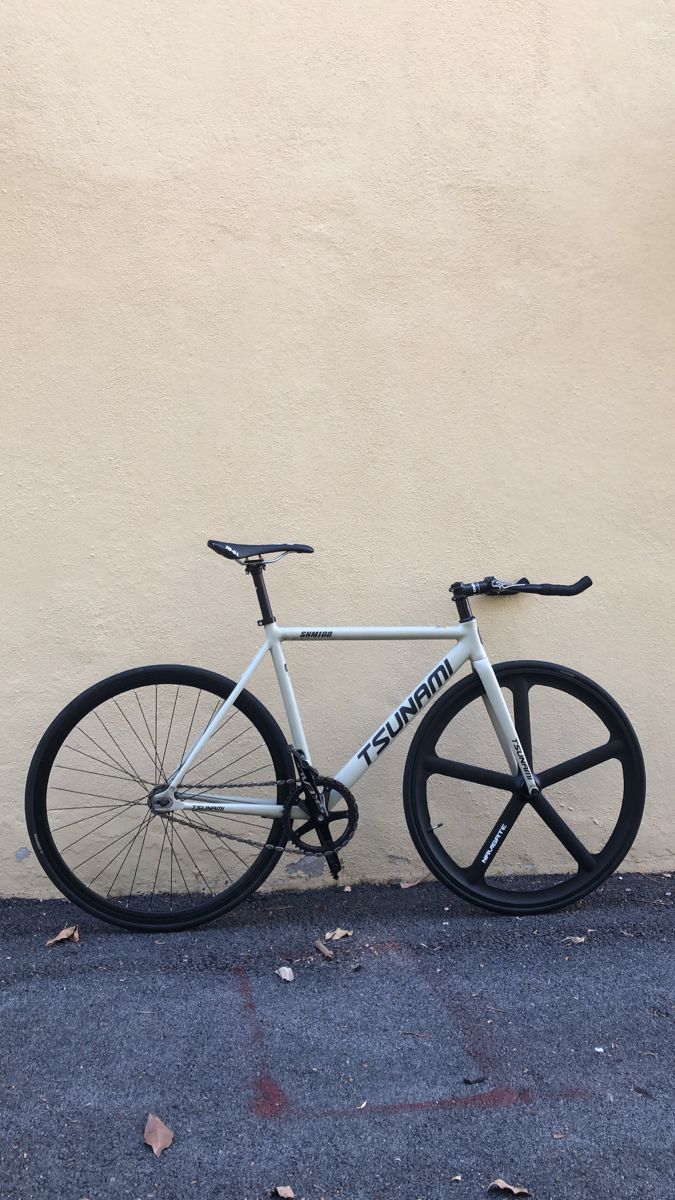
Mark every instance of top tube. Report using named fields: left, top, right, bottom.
left=271, top=623, right=471, bottom=642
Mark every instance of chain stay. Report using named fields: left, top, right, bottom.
left=172, top=769, right=356, bottom=861
left=172, top=774, right=301, bottom=855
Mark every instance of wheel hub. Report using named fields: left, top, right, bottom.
left=148, top=785, right=173, bottom=813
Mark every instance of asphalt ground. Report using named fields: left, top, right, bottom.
left=0, top=873, right=673, bottom=1200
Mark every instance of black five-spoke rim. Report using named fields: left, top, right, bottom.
left=410, top=663, right=644, bottom=909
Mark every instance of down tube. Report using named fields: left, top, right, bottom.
left=335, top=639, right=473, bottom=793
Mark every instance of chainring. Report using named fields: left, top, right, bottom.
left=284, top=776, right=358, bottom=855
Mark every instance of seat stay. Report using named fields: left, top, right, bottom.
left=167, top=640, right=271, bottom=788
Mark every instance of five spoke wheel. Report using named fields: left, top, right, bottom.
left=404, top=661, right=645, bottom=914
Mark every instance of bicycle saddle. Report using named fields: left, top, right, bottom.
left=207, top=540, right=314, bottom=561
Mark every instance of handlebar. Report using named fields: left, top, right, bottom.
left=451, top=575, right=593, bottom=599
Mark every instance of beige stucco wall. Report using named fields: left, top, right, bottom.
left=3, top=1, right=675, bottom=897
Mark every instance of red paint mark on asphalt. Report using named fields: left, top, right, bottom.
left=233, top=964, right=292, bottom=1117
left=233, top=963, right=263, bottom=1043
left=231, top=951, right=592, bottom=1124
left=420, top=963, right=500, bottom=1081
left=251, top=1072, right=292, bottom=1118
left=319, top=1084, right=590, bottom=1120
left=359, top=1085, right=533, bottom=1114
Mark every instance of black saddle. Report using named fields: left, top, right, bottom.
left=207, top=539, right=314, bottom=562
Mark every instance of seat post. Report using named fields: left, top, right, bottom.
left=245, top=560, right=275, bottom=626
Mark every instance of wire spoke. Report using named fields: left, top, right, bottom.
left=88, top=814, right=153, bottom=890
left=167, top=818, right=194, bottom=905
left=49, top=804, right=142, bottom=811
left=89, top=711, right=150, bottom=788
left=104, top=814, right=154, bottom=898
left=189, top=813, right=236, bottom=883
left=177, top=695, right=229, bottom=777
left=53, top=763, right=147, bottom=784
left=187, top=722, right=251, bottom=777
left=51, top=785, right=147, bottom=802
left=538, top=739, right=623, bottom=790
left=72, top=813, right=153, bottom=874
left=111, top=697, right=161, bottom=779
left=51, top=800, right=144, bottom=833
left=169, top=816, right=174, bottom=907
left=176, top=813, right=253, bottom=873
left=126, top=817, right=153, bottom=907
left=132, top=690, right=163, bottom=784
left=168, top=822, right=216, bottom=899
left=154, top=687, right=159, bottom=786
left=59, top=799, right=147, bottom=853
left=190, top=742, right=266, bottom=787
left=422, top=755, right=514, bottom=791
left=70, top=728, right=147, bottom=789
left=158, top=686, right=180, bottom=782
left=148, top=820, right=170, bottom=910
left=179, top=689, right=203, bottom=768
left=211, top=761, right=279, bottom=787
left=62, top=801, right=145, bottom=859
left=181, top=763, right=276, bottom=792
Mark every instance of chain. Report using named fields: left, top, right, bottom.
left=168, top=811, right=304, bottom=855
left=170, top=775, right=302, bottom=855
left=177, top=778, right=295, bottom=790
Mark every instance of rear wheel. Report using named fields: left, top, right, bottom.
left=25, top=665, right=294, bottom=931
left=403, top=661, right=645, bottom=914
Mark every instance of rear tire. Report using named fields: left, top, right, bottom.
left=25, top=665, right=294, bottom=931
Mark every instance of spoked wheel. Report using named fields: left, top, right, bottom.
left=403, top=661, right=645, bottom=914
left=25, top=666, right=294, bottom=931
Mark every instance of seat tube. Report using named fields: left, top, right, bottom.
left=268, top=630, right=311, bottom=762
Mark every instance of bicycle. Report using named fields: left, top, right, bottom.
left=25, top=540, right=645, bottom=931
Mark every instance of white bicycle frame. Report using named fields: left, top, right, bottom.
left=157, top=617, right=537, bottom=817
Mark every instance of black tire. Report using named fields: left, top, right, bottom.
left=25, top=665, right=294, bottom=931
left=403, top=661, right=645, bottom=914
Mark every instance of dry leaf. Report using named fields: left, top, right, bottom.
left=315, top=939, right=334, bottom=961
left=272, top=1188, right=295, bottom=1198
left=325, top=928, right=353, bottom=941
left=563, top=935, right=586, bottom=944
left=400, top=872, right=431, bottom=889
left=275, top=966, right=295, bottom=982
left=487, top=1180, right=532, bottom=1197
left=45, top=925, right=79, bottom=947
left=357, top=1100, right=367, bottom=1109
left=143, top=1113, right=173, bottom=1157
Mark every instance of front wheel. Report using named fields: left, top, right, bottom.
left=403, top=661, right=645, bottom=915
left=25, top=665, right=294, bottom=931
